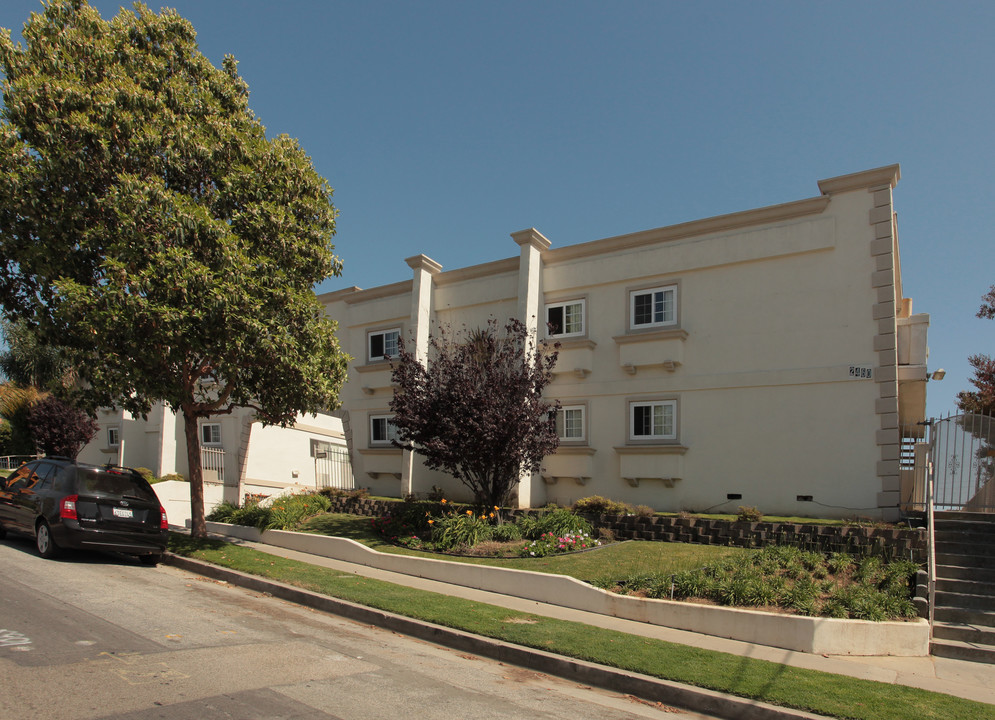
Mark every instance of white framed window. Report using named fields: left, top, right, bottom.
left=107, top=426, right=120, bottom=448
left=200, top=423, right=222, bottom=446
left=370, top=415, right=400, bottom=446
left=555, top=405, right=586, bottom=442
left=545, top=299, right=585, bottom=338
left=368, top=328, right=400, bottom=362
left=630, top=285, right=677, bottom=329
left=629, top=400, right=677, bottom=441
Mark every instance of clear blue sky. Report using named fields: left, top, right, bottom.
left=4, top=0, right=992, bottom=417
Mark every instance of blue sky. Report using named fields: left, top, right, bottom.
left=3, top=0, right=992, bottom=416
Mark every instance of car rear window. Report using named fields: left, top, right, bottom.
left=75, top=469, right=158, bottom=501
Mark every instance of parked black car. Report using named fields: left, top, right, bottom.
left=0, top=458, right=169, bottom=565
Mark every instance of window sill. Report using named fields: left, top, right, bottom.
left=358, top=446, right=402, bottom=455
left=354, top=362, right=393, bottom=373
left=614, top=445, right=688, bottom=455
left=612, top=328, right=688, bottom=344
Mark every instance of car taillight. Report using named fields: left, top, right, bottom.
left=60, top=495, right=79, bottom=520
left=160, top=506, right=168, bottom=530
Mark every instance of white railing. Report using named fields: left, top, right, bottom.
left=0, top=455, right=37, bottom=470
left=201, top=446, right=226, bottom=484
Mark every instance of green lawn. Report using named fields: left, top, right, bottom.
left=168, top=534, right=991, bottom=720
left=299, top=512, right=750, bottom=583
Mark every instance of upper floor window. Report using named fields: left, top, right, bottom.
left=107, top=426, right=120, bottom=448
left=368, top=328, right=400, bottom=362
left=546, top=299, right=585, bottom=338
left=555, top=405, right=586, bottom=442
left=630, top=285, right=676, bottom=329
left=629, top=400, right=677, bottom=441
left=201, top=423, right=222, bottom=446
left=370, top=415, right=400, bottom=446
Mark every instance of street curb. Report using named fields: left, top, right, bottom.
left=164, top=552, right=828, bottom=720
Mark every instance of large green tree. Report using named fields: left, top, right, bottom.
left=0, top=1, right=348, bottom=536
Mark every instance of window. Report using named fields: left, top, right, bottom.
left=370, top=415, right=400, bottom=446
left=368, top=328, right=400, bottom=362
left=107, top=426, right=120, bottom=448
left=630, top=285, right=676, bottom=329
left=546, top=299, right=585, bottom=338
left=629, top=400, right=677, bottom=441
left=555, top=405, right=586, bottom=442
left=201, top=423, right=221, bottom=446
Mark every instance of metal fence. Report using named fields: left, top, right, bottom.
left=902, top=413, right=995, bottom=513
left=314, top=445, right=353, bottom=490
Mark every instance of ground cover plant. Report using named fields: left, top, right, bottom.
left=167, top=534, right=991, bottom=720
left=600, top=544, right=919, bottom=621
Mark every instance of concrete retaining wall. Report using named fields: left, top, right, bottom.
left=203, top=521, right=930, bottom=657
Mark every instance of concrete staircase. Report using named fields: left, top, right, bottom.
left=930, top=511, right=995, bottom=664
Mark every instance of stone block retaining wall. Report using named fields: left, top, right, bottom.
left=323, top=496, right=927, bottom=563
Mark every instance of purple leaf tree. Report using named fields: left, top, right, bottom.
left=389, top=318, right=559, bottom=516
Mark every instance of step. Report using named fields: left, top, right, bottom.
left=935, top=552, right=995, bottom=569
left=933, top=541, right=995, bottom=558
left=934, top=530, right=995, bottom=544
left=930, top=637, right=995, bottom=664
left=936, top=577, right=995, bottom=597
left=934, top=511, right=995, bottom=523
left=933, top=606, right=995, bottom=627
left=935, top=590, right=995, bottom=611
left=936, top=564, right=995, bottom=584
left=932, top=621, right=995, bottom=646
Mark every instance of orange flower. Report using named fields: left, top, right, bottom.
left=428, top=519, right=434, bottom=524
left=441, top=499, right=447, bottom=504
left=466, top=510, right=473, bottom=516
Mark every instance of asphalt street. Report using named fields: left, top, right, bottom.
left=0, top=537, right=716, bottom=720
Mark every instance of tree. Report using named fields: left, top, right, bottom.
left=0, top=318, right=75, bottom=390
left=27, top=395, right=98, bottom=459
left=389, top=319, right=559, bottom=515
left=0, top=1, right=348, bottom=536
left=956, top=285, right=995, bottom=417
left=0, top=383, right=41, bottom=456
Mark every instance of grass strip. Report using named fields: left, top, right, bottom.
left=167, top=534, right=989, bottom=720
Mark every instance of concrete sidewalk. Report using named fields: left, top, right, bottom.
left=170, top=533, right=995, bottom=711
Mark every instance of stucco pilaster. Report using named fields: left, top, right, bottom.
left=510, top=228, right=550, bottom=508
left=402, top=254, right=442, bottom=497
left=866, top=178, right=902, bottom=518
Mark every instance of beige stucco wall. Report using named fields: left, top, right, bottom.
left=321, top=166, right=927, bottom=518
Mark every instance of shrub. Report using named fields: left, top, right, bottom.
left=161, top=472, right=186, bottom=483
left=572, top=495, right=632, bottom=515
left=132, top=467, right=155, bottom=482
left=736, top=505, right=763, bottom=522
left=266, top=492, right=332, bottom=530
left=518, top=507, right=592, bottom=540
left=431, top=510, right=492, bottom=551
left=632, top=504, right=655, bottom=517
left=490, top=522, right=523, bottom=542
left=206, top=500, right=239, bottom=523
left=230, top=503, right=271, bottom=529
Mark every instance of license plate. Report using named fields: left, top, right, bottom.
left=113, top=507, right=133, bottom=519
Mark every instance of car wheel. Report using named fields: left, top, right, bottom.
left=35, top=521, right=60, bottom=559
left=139, top=553, right=161, bottom=567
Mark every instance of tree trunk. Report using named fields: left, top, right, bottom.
left=183, top=409, right=207, bottom=538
